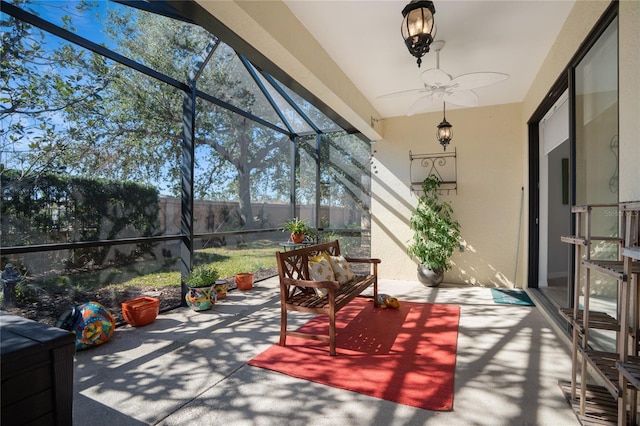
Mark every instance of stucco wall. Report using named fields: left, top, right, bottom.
left=373, top=0, right=640, bottom=286
left=192, top=0, right=639, bottom=287
left=372, top=103, right=524, bottom=284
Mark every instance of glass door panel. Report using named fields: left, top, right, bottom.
left=574, top=17, right=618, bottom=351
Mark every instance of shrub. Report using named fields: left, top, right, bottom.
left=185, top=265, right=220, bottom=288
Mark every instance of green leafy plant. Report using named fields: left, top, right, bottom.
left=1, top=169, right=160, bottom=268
left=408, top=175, right=461, bottom=272
left=185, top=265, right=220, bottom=288
left=281, top=217, right=311, bottom=235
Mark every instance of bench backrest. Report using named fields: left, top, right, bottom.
left=276, top=240, right=342, bottom=282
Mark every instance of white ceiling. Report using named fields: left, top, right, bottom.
left=284, top=0, right=576, bottom=118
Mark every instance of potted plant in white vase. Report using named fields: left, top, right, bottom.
left=408, top=175, right=461, bottom=287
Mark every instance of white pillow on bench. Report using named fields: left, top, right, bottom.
left=308, top=257, right=334, bottom=296
left=329, top=255, right=355, bottom=284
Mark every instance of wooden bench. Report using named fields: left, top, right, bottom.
left=276, top=240, right=381, bottom=356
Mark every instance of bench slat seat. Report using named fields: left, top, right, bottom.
left=286, top=275, right=373, bottom=311
left=276, top=240, right=380, bottom=356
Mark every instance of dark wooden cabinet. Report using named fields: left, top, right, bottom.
left=1, top=312, right=75, bottom=425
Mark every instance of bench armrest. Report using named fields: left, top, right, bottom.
left=344, top=257, right=381, bottom=264
left=344, top=257, right=380, bottom=276
left=281, top=277, right=340, bottom=290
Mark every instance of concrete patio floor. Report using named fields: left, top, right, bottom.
left=72, top=277, right=579, bottom=425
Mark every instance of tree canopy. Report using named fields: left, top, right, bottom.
left=1, top=0, right=370, bottom=232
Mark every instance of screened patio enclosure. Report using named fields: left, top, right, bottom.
left=0, top=0, right=372, bottom=324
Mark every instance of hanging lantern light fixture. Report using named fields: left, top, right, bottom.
left=436, top=102, right=452, bottom=151
left=401, top=0, right=437, bottom=68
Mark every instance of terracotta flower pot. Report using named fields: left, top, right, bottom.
left=122, top=296, right=160, bottom=326
left=290, top=233, right=305, bottom=243
left=235, top=272, right=254, bottom=291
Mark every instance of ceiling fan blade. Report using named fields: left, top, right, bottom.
left=443, top=90, right=479, bottom=107
left=420, top=68, right=452, bottom=87
left=377, top=88, right=429, bottom=99
left=406, top=95, right=434, bottom=116
left=449, top=72, right=509, bottom=91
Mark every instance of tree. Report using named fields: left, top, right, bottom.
left=3, top=1, right=293, bottom=230
left=91, top=8, right=292, bottom=229
left=1, top=0, right=109, bottom=176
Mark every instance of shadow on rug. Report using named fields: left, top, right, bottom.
left=248, top=299, right=460, bottom=411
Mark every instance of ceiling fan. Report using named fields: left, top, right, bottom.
left=378, top=40, right=509, bottom=116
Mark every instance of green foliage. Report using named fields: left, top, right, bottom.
left=62, top=280, right=90, bottom=298
left=3, top=3, right=293, bottom=228
left=2, top=2, right=369, bottom=237
left=97, top=12, right=293, bottom=227
left=1, top=0, right=112, bottom=176
left=318, top=229, right=358, bottom=254
left=295, top=133, right=371, bottom=209
left=189, top=242, right=278, bottom=283
left=1, top=169, right=160, bottom=266
left=185, top=265, right=220, bottom=288
left=281, top=217, right=311, bottom=234
left=407, top=175, right=461, bottom=272
left=15, top=279, right=45, bottom=303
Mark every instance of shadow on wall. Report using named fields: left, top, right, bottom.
left=370, top=170, right=521, bottom=288
left=371, top=173, right=415, bottom=218
left=370, top=172, right=414, bottom=259
left=450, top=242, right=518, bottom=288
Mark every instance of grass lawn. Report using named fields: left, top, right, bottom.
left=28, top=240, right=278, bottom=294
left=192, top=241, right=278, bottom=281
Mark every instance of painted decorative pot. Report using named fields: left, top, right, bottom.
left=214, top=280, right=228, bottom=300
left=56, top=301, right=115, bottom=350
left=185, top=285, right=216, bottom=311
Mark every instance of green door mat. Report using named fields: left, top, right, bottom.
left=491, top=288, right=535, bottom=306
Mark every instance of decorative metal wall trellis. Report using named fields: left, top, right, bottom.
left=409, top=149, right=457, bottom=194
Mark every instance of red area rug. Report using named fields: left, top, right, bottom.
left=248, top=299, right=460, bottom=411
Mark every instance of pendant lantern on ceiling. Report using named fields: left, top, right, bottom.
left=436, top=102, right=452, bottom=151
left=401, top=0, right=437, bottom=68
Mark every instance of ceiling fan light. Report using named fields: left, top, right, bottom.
left=401, top=0, right=436, bottom=68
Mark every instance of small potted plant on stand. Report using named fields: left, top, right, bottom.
left=185, top=265, right=220, bottom=311
left=281, top=217, right=311, bottom=243
left=408, top=175, right=461, bottom=287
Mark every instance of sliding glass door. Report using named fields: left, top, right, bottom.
left=530, top=11, right=618, bottom=332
